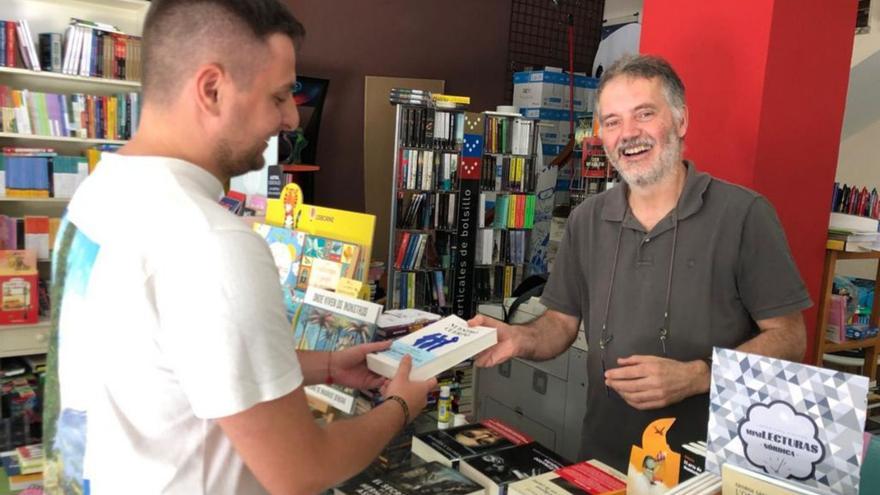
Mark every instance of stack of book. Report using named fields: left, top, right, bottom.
left=827, top=212, right=880, bottom=251
left=0, top=444, right=43, bottom=492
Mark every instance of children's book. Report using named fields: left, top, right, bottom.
left=253, top=222, right=306, bottom=320
left=295, top=234, right=361, bottom=290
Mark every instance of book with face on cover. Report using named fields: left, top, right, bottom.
left=459, top=442, right=571, bottom=495
left=365, top=315, right=497, bottom=381
left=411, top=418, right=532, bottom=468
left=333, top=461, right=484, bottom=495
left=507, top=459, right=626, bottom=495
left=292, top=287, right=382, bottom=413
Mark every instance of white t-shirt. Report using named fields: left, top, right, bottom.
left=48, top=154, right=303, bottom=494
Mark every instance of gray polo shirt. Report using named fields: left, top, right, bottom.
left=541, top=162, right=811, bottom=472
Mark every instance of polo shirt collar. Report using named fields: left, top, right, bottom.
left=601, top=160, right=711, bottom=223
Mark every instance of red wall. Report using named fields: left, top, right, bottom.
left=640, top=0, right=858, bottom=361
left=284, top=0, right=512, bottom=212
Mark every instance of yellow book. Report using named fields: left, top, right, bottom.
left=826, top=238, right=845, bottom=250
left=432, top=93, right=471, bottom=105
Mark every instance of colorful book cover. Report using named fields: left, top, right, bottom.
left=253, top=222, right=306, bottom=321
left=296, top=234, right=361, bottom=290
left=292, top=287, right=382, bottom=413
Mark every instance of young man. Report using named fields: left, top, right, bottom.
left=471, top=54, right=811, bottom=471
left=43, top=1, right=437, bottom=494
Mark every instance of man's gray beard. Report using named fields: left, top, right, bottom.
left=608, top=130, right=681, bottom=188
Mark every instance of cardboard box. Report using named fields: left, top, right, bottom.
left=513, top=69, right=597, bottom=112
left=0, top=250, right=39, bottom=325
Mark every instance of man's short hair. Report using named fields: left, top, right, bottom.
left=596, top=54, right=686, bottom=122
left=142, top=0, right=305, bottom=105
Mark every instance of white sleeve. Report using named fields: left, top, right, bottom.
left=151, top=228, right=303, bottom=419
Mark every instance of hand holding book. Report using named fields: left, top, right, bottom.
left=468, top=313, right=519, bottom=368
left=381, top=354, right=438, bottom=426
left=326, top=340, right=392, bottom=390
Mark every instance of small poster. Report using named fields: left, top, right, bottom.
left=706, top=348, right=869, bottom=494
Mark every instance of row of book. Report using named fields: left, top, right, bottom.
left=478, top=193, right=536, bottom=230
left=480, top=155, right=536, bottom=192
left=483, top=115, right=535, bottom=156
left=474, top=263, right=526, bottom=303
left=335, top=418, right=625, bottom=495
left=396, top=148, right=458, bottom=191
left=1, top=151, right=89, bottom=198
left=0, top=215, right=60, bottom=260
left=390, top=269, right=449, bottom=311
left=1, top=359, right=45, bottom=491
left=475, top=229, right=529, bottom=266
left=396, top=191, right=458, bottom=231
left=0, top=20, right=39, bottom=72
left=1, top=355, right=44, bottom=452
left=398, top=105, right=465, bottom=150
left=393, top=232, right=441, bottom=271
left=0, top=86, right=141, bottom=141
left=59, top=19, right=142, bottom=81
left=831, top=182, right=880, bottom=219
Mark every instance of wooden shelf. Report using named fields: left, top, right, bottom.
left=282, top=164, right=320, bottom=172
left=0, top=132, right=126, bottom=146
left=815, top=248, right=880, bottom=380
left=0, top=196, right=69, bottom=204
left=824, top=336, right=880, bottom=353
left=0, top=66, right=140, bottom=93
left=0, top=319, right=50, bottom=358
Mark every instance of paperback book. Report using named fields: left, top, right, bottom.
left=333, top=461, right=484, bottom=495
left=366, top=315, right=497, bottom=380
left=411, top=418, right=532, bottom=467
left=293, top=287, right=382, bottom=413
left=459, top=442, right=571, bottom=495
left=507, top=459, right=626, bottom=495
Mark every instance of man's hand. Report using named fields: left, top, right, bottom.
left=382, top=355, right=438, bottom=421
left=604, top=355, right=710, bottom=410
left=469, top=314, right=522, bottom=367
left=329, top=341, right=392, bottom=390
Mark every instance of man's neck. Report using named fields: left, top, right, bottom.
left=626, top=161, right=687, bottom=231
left=117, top=108, right=228, bottom=184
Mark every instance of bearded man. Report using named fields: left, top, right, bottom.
left=470, top=54, right=811, bottom=471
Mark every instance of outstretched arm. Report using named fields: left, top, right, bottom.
left=470, top=309, right=580, bottom=367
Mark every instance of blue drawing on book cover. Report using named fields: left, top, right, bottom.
left=45, top=218, right=101, bottom=495
left=386, top=332, right=459, bottom=367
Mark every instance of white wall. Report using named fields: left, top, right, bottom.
left=836, top=7, right=880, bottom=279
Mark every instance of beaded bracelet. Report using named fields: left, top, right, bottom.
left=384, top=395, right=410, bottom=429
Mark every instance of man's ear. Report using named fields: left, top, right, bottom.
left=677, top=105, right=689, bottom=139
left=193, top=63, right=225, bottom=117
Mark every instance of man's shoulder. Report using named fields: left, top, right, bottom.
left=703, top=174, right=765, bottom=209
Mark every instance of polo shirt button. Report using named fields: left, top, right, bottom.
left=644, top=237, right=651, bottom=243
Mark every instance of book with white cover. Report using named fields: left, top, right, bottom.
left=366, top=315, right=497, bottom=381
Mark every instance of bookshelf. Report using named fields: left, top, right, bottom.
left=386, top=102, right=466, bottom=315
left=0, top=0, right=148, bottom=361
left=814, top=249, right=880, bottom=382
left=474, top=111, right=539, bottom=304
